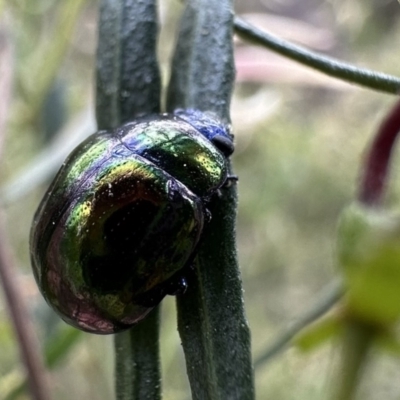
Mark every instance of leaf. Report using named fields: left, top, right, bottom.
left=44, top=326, right=82, bottom=368
left=295, top=315, right=342, bottom=352
left=375, top=330, right=400, bottom=357
left=337, top=203, right=400, bottom=324
left=3, top=325, right=83, bottom=400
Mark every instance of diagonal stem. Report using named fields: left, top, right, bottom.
left=234, top=17, right=400, bottom=94
left=254, top=279, right=343, bottom=368
left=0, top=213, right=51, bottom=400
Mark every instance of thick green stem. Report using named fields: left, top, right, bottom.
left=167, top=0, right=235, bottom=121
left=167, top=1, right=254, bottom=399
left=96, top=0, right=162, bottom=399
left=114, top=308, right=161, bottom=400
left=96, top=0, right=161, bottom=129
left=234, top=17, right=400, bottom=94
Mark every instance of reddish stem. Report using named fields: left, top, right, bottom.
left=358, top=98, right=400, bottom=206
left=0, top=213, right=51, bottom=400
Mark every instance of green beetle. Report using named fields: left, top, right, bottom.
left=30, top=109, right=234, bottom=334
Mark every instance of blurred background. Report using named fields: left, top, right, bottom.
left=1, top=0, right=400, bottom=398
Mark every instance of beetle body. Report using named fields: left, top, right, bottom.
left=30, top=110, right=233, bottom=334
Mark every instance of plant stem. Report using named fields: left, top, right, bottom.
left=254, top=279, right=343, bottom=368
left=96, top=0, right=162, bottom=399
left=114, top=308, right=161, bottom=400
left=0, top=213, right=51, bottom=400
left=358, top=98, right=400, bottom=206
left=331, top=321, right=374, bottom=400
left=96, top=0, right=161, bottom=129
left=168, top=1, right=254, bottom=399
left=234, top=17, right=400, bottom=94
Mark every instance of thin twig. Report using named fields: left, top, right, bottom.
left=234, top=17, right=400, bottom=94
left=254, top=279, right=343, bottom=369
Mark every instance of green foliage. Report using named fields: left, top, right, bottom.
left=295, top=315, right=342, bottom=352
left=338, top=203, right=400, bottom=324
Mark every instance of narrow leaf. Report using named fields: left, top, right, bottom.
left=44, top=326, right=83, bottom=368
left=295, top=316, right=342, bottom=352
left=4, top=326, right=83, bottom=400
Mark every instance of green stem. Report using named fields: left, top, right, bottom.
left=332, top=321, right=374, bottom=400
left=167, top=1, right=254, bottom=399
left=234, top=17, right=400, bottom=94
left=114, top=309, right=161, bottom=400
left=96, top=0, right=161, bottom=129
left=96, top=0, right=162, bottom=399
left=167, top=0, right=235, bottom=121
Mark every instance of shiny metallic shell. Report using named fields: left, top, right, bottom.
left=30, top=112, right=232, bottom=334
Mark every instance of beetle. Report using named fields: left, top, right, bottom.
left=30, top=109, right=234, bottom=334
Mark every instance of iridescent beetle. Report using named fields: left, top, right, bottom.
left=30, top=109, right=234, bottom=334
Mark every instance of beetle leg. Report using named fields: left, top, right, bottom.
left=165, top=275, right=188, bottom=296
left=213, top=175, right=239, bottom=198
left=204, top=207, right=212, bottom=224
left=223, top=174, right=238, bottom=188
